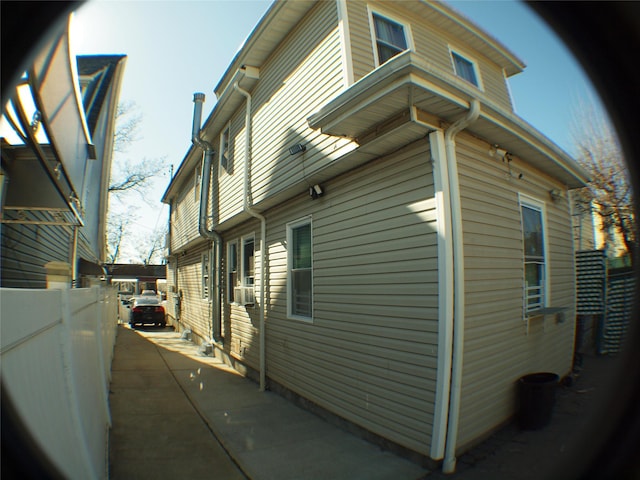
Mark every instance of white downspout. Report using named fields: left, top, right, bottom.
left=428, top=129, right=454, bottom=461
left=234, top=83, right=267, bottom=392
left=442, top=99, right=480, bottom=474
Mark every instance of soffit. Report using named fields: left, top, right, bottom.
left=308, top=52, right=588, bottom=188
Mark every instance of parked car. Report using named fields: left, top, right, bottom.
left=129, top=296, right=166, bottom=328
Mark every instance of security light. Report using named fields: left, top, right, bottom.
left=309, top=184, right=324, bottom=199
left=289, top=143, right=306, bottom=155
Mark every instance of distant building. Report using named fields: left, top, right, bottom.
left=105, top=263, right=167, bottom=295
left=1, top=17, right=126, bottom=288
left=162, top=0, right=588, bottom=469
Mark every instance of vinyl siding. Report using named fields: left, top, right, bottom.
left=176, top=242, right=214, bottom=341
left=216, top=0, right=347, bottom=224
left=1, top=211, right=99, bottom=288
left=170, top=162, right=203, bottom=252
left=455, top=134, right=576, bottom=450
left=264, top=141, right=439, bottom=454
left=220, top=220, right=263, bottom=369
left=218, top=111, right=247, bottom=223
left=346, top=1, right=513, bottom=110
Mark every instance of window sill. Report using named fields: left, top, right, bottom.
left=524, top=307, right=568, bottom=335
left=526, top=307, right=568, bottom=318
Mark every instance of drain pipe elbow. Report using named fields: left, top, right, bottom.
left=442, top=99, right=480, bottom=475
left=191, top=92, right=219, bottom=241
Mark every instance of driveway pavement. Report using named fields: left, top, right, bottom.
left=109, top=325, right=631, bottom=479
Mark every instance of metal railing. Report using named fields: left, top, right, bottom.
left=0, top=286, right=118, bottom=479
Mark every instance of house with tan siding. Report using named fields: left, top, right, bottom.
left=161, top=0, right=589, bottom=472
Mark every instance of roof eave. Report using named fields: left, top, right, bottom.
left=308, top=52, right=588, bottom=188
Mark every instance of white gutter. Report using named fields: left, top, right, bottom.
left=192, top=93, right=222, bottom=343
left=234, top=82, right=267, bottom=392
left=442, top=99, right=480, bottom=474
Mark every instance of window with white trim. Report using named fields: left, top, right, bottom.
left=201, top=251, right=211, bottom=299
left=287, top=218, right=312, bottom=320
left=219, top=124, right=231, bottom=174
left=451, top=50, right=480, bottom=87
left=227, top=241, right=238, bottom=303
left=370, top=11, right=409, bottom=66
left=242, top=236, right=255, bottom=286
left=227, top=236, right=255, bottom=304
left=520, top=196, right=547, bottom=313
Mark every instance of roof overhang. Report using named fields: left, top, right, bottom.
left=308, top=51, right=589, bottom=188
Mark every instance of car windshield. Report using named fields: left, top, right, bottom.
left=134, top=298, right=160, bottom=305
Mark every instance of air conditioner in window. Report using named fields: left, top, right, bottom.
left=233, top=286, right=255, bottom=306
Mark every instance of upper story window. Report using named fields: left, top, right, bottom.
left=520, top=195, right=548, bottom=314
left=451, top=50, right=480, bottom=88
left=219, top=124, right=231, bottom=174
left=370, top=11, right=410, bottom=66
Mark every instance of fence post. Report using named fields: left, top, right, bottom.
left=93, top=287, right=112, bottom=428
left=59, top=288, right=99, bottom=479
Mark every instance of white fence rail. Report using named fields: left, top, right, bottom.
left=0, top=286, right=118, bottom=479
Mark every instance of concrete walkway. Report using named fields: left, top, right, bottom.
left=109, top=325, right=628, bottom=479
left=108, top=326, right=429, bottom=479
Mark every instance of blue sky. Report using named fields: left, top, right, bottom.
left=70, top=0, right=605, bottom=260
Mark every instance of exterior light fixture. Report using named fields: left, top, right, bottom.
left=289, top=143, right=306, bottom=155
left=309, top=184, right=324, bottom=199
left=549, top=189, right=562, bottom=202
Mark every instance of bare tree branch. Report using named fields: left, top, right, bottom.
left=108, top=157, right=168, bottom=197
left=106, top=210, right=134, bottom=264
left=113, top=101, right=142, bottom=153
left=571, top=99, right=636, bottom=262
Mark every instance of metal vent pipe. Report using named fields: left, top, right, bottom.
left=192, top=92, right=222, bottom=343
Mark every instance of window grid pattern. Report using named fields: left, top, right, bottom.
left=521, top=202, right=546, bottom=313
left=372, top=13, right=408, bottom=64
left=289, top=220, right=312, bottom=319
left=451, top=51, right=479, bottom=86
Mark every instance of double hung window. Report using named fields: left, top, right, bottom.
left=520, top=196, right=547, bottom=313
left=451, top=50, right=480, bottom=87
left=227, top=241, right=238, bottom=303
left=371, top=12, right=409, bottom=65
left=220, top=124, right=231, bottom=173
left=227, top=235, right=255, bottom=304
left=201, top=251, right=210, bottom=299
left=287, top=218, right=312, bottom=320
left=243, top=237, right=255, bottom=286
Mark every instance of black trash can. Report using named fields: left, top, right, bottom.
left=517, top=372, right=559, bottom=430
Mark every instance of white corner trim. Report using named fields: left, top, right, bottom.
left=336, top=0, right=354, bottom=88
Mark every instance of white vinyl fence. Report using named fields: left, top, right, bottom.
left=0, top=286, right=118, bottom=479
